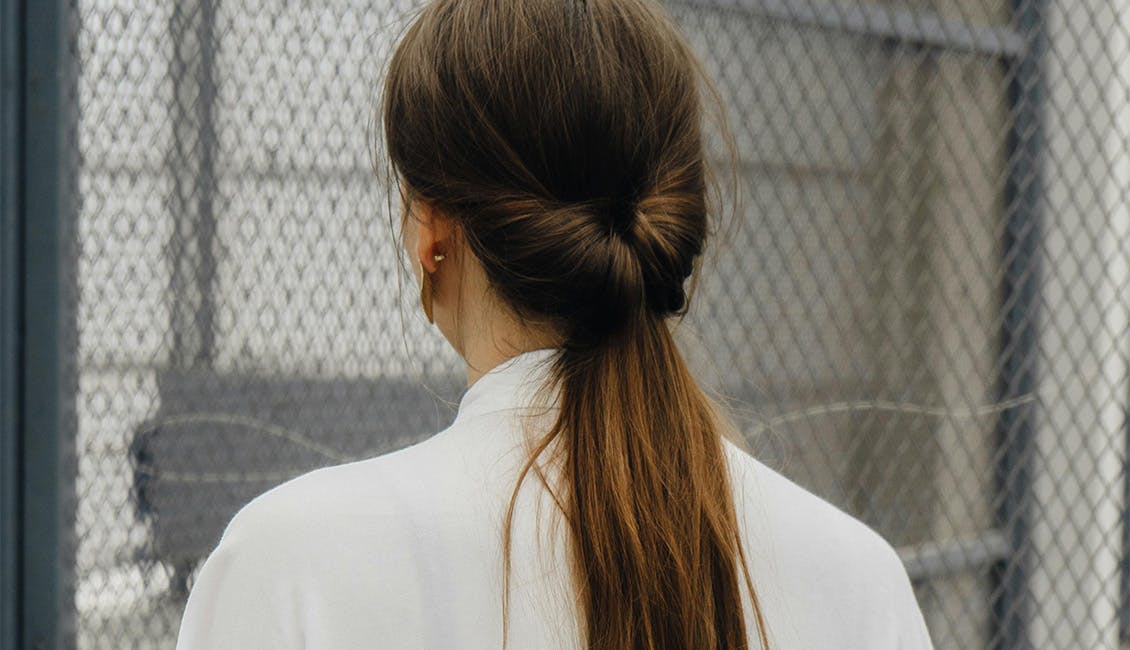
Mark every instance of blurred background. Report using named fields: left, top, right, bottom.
left=3, top=0, right=1129, bottom=648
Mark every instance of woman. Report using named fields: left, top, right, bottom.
left=175, top=0, right=933, bottom=648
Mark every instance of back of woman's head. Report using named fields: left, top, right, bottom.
left=383, top=0, right=710, bottom=340
left=382, top=1, right=769, bottom=647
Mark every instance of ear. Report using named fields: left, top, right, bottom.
left=414, top=200, right=456, bottom=274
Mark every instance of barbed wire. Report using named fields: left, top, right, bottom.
left=746, top=393, right=1037, bottom=437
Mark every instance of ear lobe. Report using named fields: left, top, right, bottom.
left=415, top=223, right=439, bottom=274
left=414, top=200, right=448, bottom=274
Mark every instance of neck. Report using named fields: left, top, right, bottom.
left=438, top=257, right=562, bottom=386
left=458, top=309, right=561, bottom=386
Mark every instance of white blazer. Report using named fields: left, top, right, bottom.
left=175, top=347, right=934, bottom=649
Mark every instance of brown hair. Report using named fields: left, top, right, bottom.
left=380, top=1, right=769, bottom=648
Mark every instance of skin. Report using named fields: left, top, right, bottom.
left=402, top=199, right=562, bottom=386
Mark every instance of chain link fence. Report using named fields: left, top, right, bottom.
left=36, top=0, right=1129, bottom=647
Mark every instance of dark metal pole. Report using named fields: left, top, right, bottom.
left=0, top=0, right=21, bottom=647
left=3, top=0, right=78, bottom=647
left=993, top=0, right=1046, bottom=647
left=167, top=0, right=218, bottom=371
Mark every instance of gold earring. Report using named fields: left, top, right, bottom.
left=419, top=260, right=434, bottom=324
left=419, top=254, right=445, bottom=324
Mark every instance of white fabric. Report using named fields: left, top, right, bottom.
left=175, top=347, right=934, bottom=649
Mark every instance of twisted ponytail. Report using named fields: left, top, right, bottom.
left=382, top=1, right=770, bottom=647
left=542, top=317, right=765, bottom=649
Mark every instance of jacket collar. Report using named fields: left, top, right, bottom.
left=453, top=347, right=561, bottom=422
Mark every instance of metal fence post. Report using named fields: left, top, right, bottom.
left=992, top=2, right=1046, bottom=648
left=1, top=0, right=20, bottom=646
left=4, top=0, right=77, bottom=647
left=167, top=0, right=219, bottom=371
